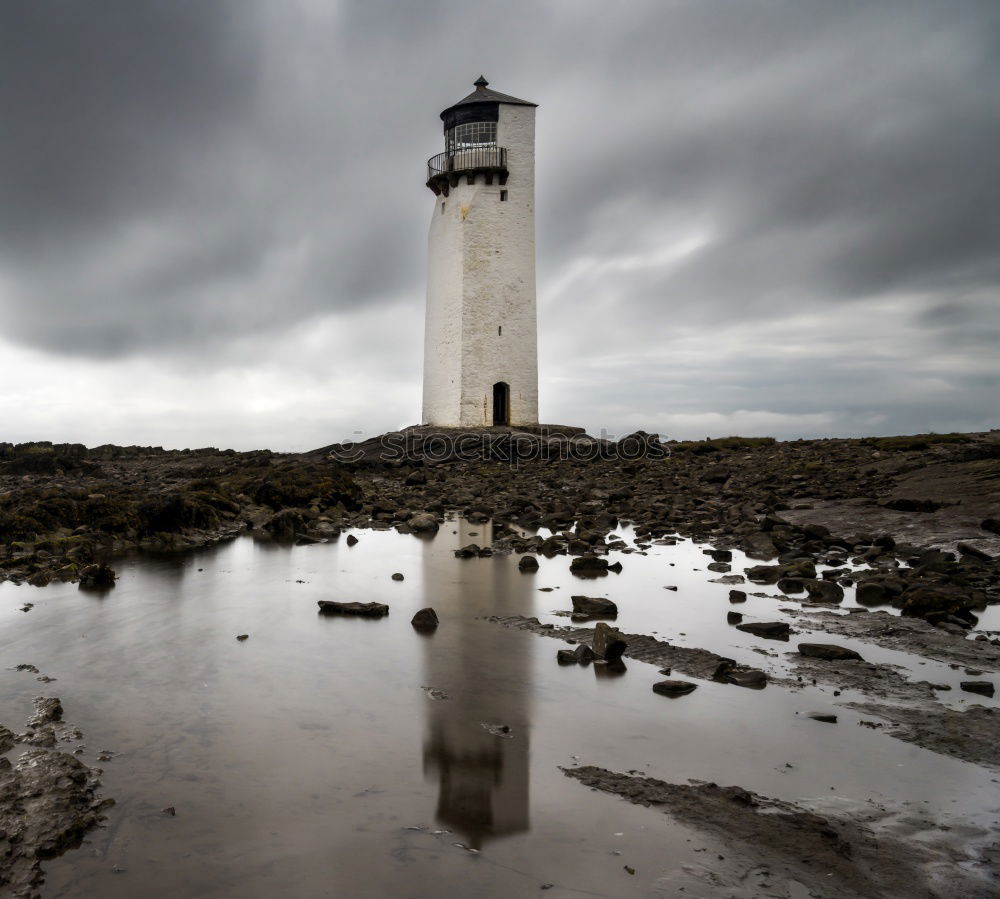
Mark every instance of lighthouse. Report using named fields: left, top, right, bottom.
left=422, top=77, right=539, bottom=428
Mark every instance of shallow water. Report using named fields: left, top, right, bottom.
left=1, top=520, right=997, bottom=897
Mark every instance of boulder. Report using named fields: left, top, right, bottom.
left=518, top=555, right=539, bottom=572
left=804, top=579, right=844, bottom=603
left=726, top=611, right=744, bottom=624
left=706, top=561, right=731, bottom=573
left=411, top=607, right=439, bottom=630
left=408, top=512, right=439, bottom=533
left=78, top=563, right=116, bottom=589
left=726, top=669, right=768, bottom=689
left=856, top=582, right=889, bottom=606
left=571, top=595, right=618, bottom=619
left=898, top=585, right=973, bottom=620
left=317, top=600, right=388, bottom=618
left=346, top=534, right=359, bottom=547
left=454, top=543, right=481, bottom=558
left=808, top=712, right=838, bottom=723
left=652, top=679, right=697, bottom=697
left=591, top=622, right=627, bottom=662
left=570, top=555, right=610, bottom=576
left=729, top=590, right=747, bottom=604
left=740, top=533, right=778, bottom=560
left=557, top=644, right=596, bottom=665
left=798, top=643, right=863, bottom=661
left=777, top=577, right=804, bottom=594
left=735, top=621, right=790, bottom=640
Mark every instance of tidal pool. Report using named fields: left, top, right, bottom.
left=1, top=518, right=997, bottom=897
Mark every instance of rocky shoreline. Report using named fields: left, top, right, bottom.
left=2, top=427, right=999, bottom=894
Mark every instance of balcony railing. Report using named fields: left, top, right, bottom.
left=426, top=146, right=508, bottom=195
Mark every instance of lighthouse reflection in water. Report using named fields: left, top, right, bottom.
left=420, top=518, right=532, bottom=848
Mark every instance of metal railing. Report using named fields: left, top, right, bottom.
left=427, top=146, right=508, bottom=180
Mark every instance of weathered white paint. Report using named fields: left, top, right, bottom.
left=422, top=102, right=538, bottom=427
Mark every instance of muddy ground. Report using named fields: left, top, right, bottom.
left=2, top=428, right=999, bottom=895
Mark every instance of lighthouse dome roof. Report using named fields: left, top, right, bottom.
left=440, top=76, right=537, bottom=126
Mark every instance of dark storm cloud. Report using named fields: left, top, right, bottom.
left=0, top=0, right=997, bottom=446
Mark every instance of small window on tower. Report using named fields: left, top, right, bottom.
left=441, top=202, right=446, bottom=213
left=498, top=326, right=502, bottom=336
left=500, top=190, right=508, bottom=201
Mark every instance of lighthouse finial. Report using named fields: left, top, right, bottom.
left=474, top=75, right=489, bottom=90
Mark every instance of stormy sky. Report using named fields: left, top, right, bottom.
left=1, top=0, right=998, bottom=450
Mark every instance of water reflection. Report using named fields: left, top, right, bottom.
left=420, top=518, right=532, bottom=848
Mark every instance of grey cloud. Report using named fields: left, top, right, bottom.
left=0, top=0, right=997, bottom=445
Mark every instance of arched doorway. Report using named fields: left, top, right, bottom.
left=492, top=382, right=510, bottom=426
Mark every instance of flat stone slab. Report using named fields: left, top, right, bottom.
left=317, top=601, right=389, bottom=618
left=735, top=621, right=790, bottom=639
left=798, top=643, right=863, bottom=661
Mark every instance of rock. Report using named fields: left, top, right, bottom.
left=957, top=542, right=993, bottom=562
left=652, top=679, right=698, bottom=697
left=518, top=555, right=539, bottom=572
left=898, top=585, right=972, bottom=620
left=28, top=697, right=63, bottom=728
left=807, top=712, right=838, bottom=723
left=262, top=509, right=306, bottom=541
left=570, top=595, right=618, bottom=619
left=411, top=607, right=439, bottom=630
left=391, top=572, right=405, bottom=581
left=729, top=590, right=747, bottom=603
left=408, top=512, right=439, bottom=533
left=592, top=622, right=627, bottom=662
left=706, top=561, right=731, bottom=573
left=856, top=582, right=889, bottom=606
left=798, top=643, right=863, bottom=661
left=236, top=634, right=249, bottom=641
left=0, top=749, right=113, bottom=896
left=557, top=649, right=579, bottom=664
left=735, top=621, right=790, bottom=640
left=777, top=577, right=804, bottom=594
left=711, top=574, right=746, bottom=585
left=981, top=518, right=1000, bottom=535
left=346, top=534, right=359, bottom=547
left=960, top=681, right=994, bottom=697
left=726, top=669, right=768, bottom=689
left=741, top=533, right=778, bottom=559
left=727, top=611, right=744, bottom=624
left=804, top=579, right=844, bottom=603
left=317, top=600, right=388, bottom=618
left=570, top=555, right=610, bottom=576
left=455, top=543, right=481, bottom=558
left=573, top=643, right=596, bottom=664
left=78, top=563, right=116, bottom=589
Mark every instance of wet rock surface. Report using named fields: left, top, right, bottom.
left=562, top=765, right=993, bottom=899
left=0, top=750, right=112, bottom=898
left=846, top=702, right=1000, bottom=769
left=0, top=694, right=113, bottom=897
left=491, top=615, right=768, bottom=684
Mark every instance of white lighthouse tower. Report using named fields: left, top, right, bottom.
left=422, top=77, right=539, bottom=428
